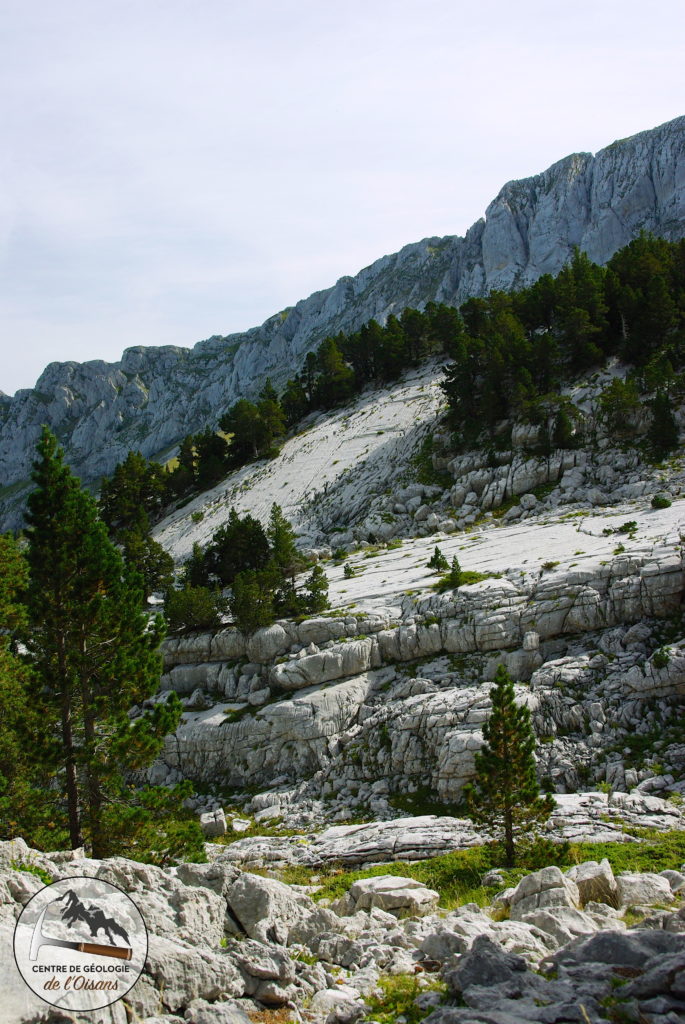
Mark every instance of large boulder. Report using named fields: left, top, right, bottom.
left=334, top=875, right=440, bottom=918
left=566, top=858, right=618, bottom=907
left=509, top=866, right=579, bottom=920
left=615, top=872, right=675, bottom=909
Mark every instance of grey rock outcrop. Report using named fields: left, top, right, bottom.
left=2, top=115, right=684, bottom=529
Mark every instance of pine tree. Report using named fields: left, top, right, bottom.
left=230, top=569, right=275, bottom=634
left=303, top=564, right=330, bottom=614
left=446, top=556, right=463, bottom=588
left=267, top=503, right=304, bottom=581
left=465, top=664, right=554, bottom=867
left=24, top=427, right=183, bottom=857
left=648, top=391, right=679, bottom=459
left=427, top=546, right=449, bottom=572
left=0, top=535, right=59, bottom=845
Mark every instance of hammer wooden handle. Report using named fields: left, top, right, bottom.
left=77, top=942, right=133, bottom=960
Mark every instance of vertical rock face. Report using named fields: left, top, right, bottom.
left=1, top=115, right=684, bottom=527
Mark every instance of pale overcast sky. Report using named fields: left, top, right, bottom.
left=1, top=0, right=683, bottom=395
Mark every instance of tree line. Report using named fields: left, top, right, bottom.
left=441, top=235, right=685, bottom=451
left=99, top=234, right=685, bottom=569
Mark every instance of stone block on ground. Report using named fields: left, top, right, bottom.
left=615, top=872, right=675, bottom=909
left=509, top=866, right=580, bottom=920
left=566, top=858, right=618, bottom=907
left=337, top=874, right=440, bottom=918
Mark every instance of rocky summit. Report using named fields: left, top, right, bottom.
left=1, top=115, right=684, bottom=528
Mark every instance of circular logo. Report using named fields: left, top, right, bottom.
left=13, top=876, right=148, bottom=1012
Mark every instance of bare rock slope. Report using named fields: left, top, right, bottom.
left=2, top=115, right=684, bottom=528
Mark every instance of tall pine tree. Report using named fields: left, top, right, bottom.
left=465, top=664, right=553, bottom=866
left=24, top=427, right=183, bottom=857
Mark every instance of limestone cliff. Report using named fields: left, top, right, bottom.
left=1, top=115, right=684, bottom=527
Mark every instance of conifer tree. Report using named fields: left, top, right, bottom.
left=24, top=427, right=184, bottom=857
left=303, top=564, right=330, bottom=613
left=648, top=391, right=679, bottom=459
left=427, top=546, right=449, bottom=572
left=267, top=502, right=304, bottom=580
left=0, top=535, right=58, bottom=844
left=465, top=664, right=554, bottom=866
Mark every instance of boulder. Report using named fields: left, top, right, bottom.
left=509, top=866, right=580, bottom=920
left=246, top=624, right=289, bottom=664
left=200, top=808, right=228, bottom=838
left=521, top=906, right=600, bottom=946
left=444, top=934, right=528, bottom=995
left=225, top=871, right=315, bottom=946
left=566, top=859, right=618, bottom=907
left=336, top=875, right=440, bottom=918
left=615, top=872, right=675, bottom=909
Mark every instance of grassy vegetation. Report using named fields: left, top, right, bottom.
left=411, top=436, right=453, bottom=490
left=362, top=974, right=445, bottom=1024
left=276, top=829, right=685, bottom=910
left=433, top=569, right=501, bottom=592
left=10, top=859, right=54, bottom=886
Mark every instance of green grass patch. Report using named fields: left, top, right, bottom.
left=362, top=974, right=445, bottom=1024
left=433, top=570, right=501, bottom=592
left=277, top=829, right=685, bottom=910
left=411, top=436, right=453, bottom=490
left=11, top=860, right=54, bottom=886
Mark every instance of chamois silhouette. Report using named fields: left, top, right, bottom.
left=56, top=889, right=131, bottom=946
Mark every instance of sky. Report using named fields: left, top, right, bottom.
left=0, top=0, right=684, bottom=396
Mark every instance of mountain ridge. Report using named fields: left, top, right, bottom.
left=1, top=114, right=684, bottom=528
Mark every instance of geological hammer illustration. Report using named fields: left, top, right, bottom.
left=29, top=905, right=133, bottom=961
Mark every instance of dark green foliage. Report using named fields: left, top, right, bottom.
left=99, top=781, right=205, bottom=866
left=648, top=391, right=679, bottom=458
left=0, top=534, right=62, bottom=847
left=440, top=236, right=685, bottom=448
left=445, top=556, right=463, bottom=588
left=205, top=508, right=271, bottom=586
left=303, top=563, right=330, bottom=613
left=427, top=546, right=449, bottom=572
left=164, top=585, right=228, bottom=632
left=229, top=569, right=275, bottom=634
left=100, top=450, right=168, bottom=533
left=343, top=562, right=355, bottom=578
left=598, top=377, right=642, bottom=438
left=182, top=542, right=210, bottom=588
left=99, top=450, right=174, bottom=595
left=219, top=389, right=285, bottom=463
left=22, top=427, right=186, bottom=858
left=651, top=494, right=672, bottom=509
left=465, top=665, right=554, bottom=867
left=652, top=647, right=670, bottom=669
left=267, top=503, right=305, bottom=581
left=121, top=528, right=174, bottom=596
left=192, top=429, right=231, bottom=488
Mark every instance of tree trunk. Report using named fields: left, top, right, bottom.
left=80, top=640, right=104, bottom=858
left=58, top=670, right=82, bottom=849
left=504, top=805, right=515, bottom=867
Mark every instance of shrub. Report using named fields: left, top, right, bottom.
left=652, top=647, right=671, bottom=669
left=165, top=586, right=227, bottom=632
left=651, top=494, right=672, bottom=509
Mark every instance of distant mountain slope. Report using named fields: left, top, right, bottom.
left=1, top=114, right=684, bottom=528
